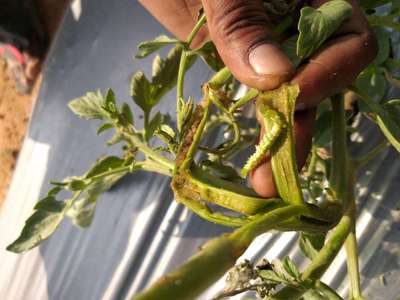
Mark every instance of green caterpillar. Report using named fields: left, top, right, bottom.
left=242, top=102, right=286, bottom=177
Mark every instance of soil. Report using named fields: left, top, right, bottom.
left=0, top=59, right=35, bottom=205
left=0, top=0, right=69, bottom=206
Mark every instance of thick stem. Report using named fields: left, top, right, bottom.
left=329, top=94, right=349, bottom=206
left=343, top=171, right=364, bottom=300
left=132, top=205, right=302, bottom=300
left=137, top=160, right=173, bottom=176
left=209, top=67, right=232, bottom=90
left=344, top=227, right=363, bottom=300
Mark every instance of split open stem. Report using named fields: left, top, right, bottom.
left=268, top=95, right=354, bottom=300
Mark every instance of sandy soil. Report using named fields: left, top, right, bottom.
left=0, top=0, right=69, bottom=206
left=0, top=59, right=35, bottom=205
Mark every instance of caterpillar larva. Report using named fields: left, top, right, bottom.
left=242, top=104, right=286, bottom=177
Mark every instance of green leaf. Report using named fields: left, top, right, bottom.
left=194, top=41, right=224, bottom=71
left=120, top=102, right=134, bottom=125
left=372, top=27, right=390, bottom=65
left=68, top=156, right=128, bottom=228
left=297, top=0, right=353, bottom=59
left=131, top=46, right=196, bottom=117
left=67, top=178, right=87, bottom=191
left=299, top=232, right=326, bottom=260
left=96, top=123, right=113, bottom=135
left=7, top=156, right=129, bottom=251
left=104, top=89, right=117, bottom=112
left=156, top=124, right=177, bottom=151
left=152, top=45, right=196, bottom=100
left=145, top=112, right=163, bottom=141
left=282, top=256, right=300, bottom=280
left=159, top=124, right=175, bottom=139
left=178, top=97, right=194, bottom=134
left=352, top=87, right=400, bottom=152
left=384, top=58, right=400, bottom=73
left=135, top=35, right=179, bottom=59
left=355, top=66, right=387, bottom=108
left=85, top=156, right=126, bottom=178
left=271, top=259, right=296, bottom=283
left=282, top=35, right=301, bottom=67
left=66, top=196, right=96, bottom=228
left=314, top=110, right=332, bottom=147
left=68, top=91, right=106, bottom=120
left=48, top=186, right=63, bottom=197
left=7, top=196, right=67, bottom=253
left=34, top=196, right=65, bottom=212
left=258, top=270, right=287, bottom=284
left=130, top=71, right=154, bottom=115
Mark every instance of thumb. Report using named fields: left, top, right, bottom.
left=202, top=0, right=295, bottom=90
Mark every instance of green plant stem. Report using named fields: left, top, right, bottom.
left=85, top=160, right=171, bottom=186
left=108, top=113, right=175, bottom=172
left=307, top=146, right=318, bottom=176
left=330, top=94, right=349, bottom=206
left=344, top=226, right=364, bottom=300
left=343, top=176, right=364, bottom=300
left=124, top=132, right=175, bottom=172
left=136, top=160, right=173, bottom=176
left=176, top=14, right=207, bottom=129
left=209, top=67, right=232, bottom=90
left=354, top=140, right=389, bottom=167
left=132, top=205, right=303, bottom=300
left=186, top=14, right=207, bottom=46
left=268, top=209, right=352, bottom=300
left=88, top=166, right=132, bottom=182
left=229, top=88, right=259, bottom=113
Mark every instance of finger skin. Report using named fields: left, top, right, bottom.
left=202, top=0, right=295, bottom=90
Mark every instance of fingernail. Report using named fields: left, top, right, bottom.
left=249, top=44, right=294, bottom=75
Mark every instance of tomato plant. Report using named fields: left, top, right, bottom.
left=7, top=1, right=400, bottom=299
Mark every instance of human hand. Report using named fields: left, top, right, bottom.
left=139, top=0, right=377, bottom=197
